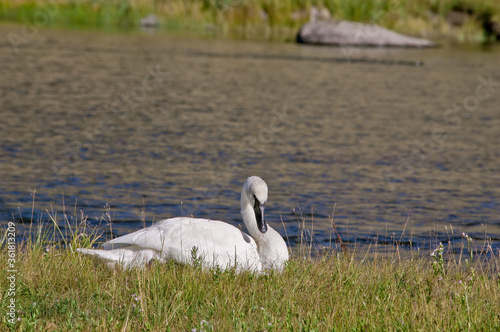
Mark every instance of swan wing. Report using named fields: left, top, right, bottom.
left=101, top=217, right=262, bottom=271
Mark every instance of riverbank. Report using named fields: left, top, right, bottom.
left=0, top=0, right=499, bottom=43
left=1, top=213, right=499, bottom=330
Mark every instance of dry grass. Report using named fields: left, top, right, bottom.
left=0, top=0, right=499, bottom=42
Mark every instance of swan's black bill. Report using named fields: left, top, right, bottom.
left=253, top=195, right=267, bottom=233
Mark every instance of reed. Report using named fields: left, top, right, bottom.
left=1, top=202, right=499, bottom=331
left=0, top=0, right=499, bottom=42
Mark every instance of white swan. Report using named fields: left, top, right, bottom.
left=77, top=176, right=289, bottom=272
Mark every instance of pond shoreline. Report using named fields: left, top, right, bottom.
left=1, top=218, right=499, bottom=330
left=1, top=0, right=499, bottom=44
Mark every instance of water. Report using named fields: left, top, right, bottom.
left=1, top=24, right=499, bottom=253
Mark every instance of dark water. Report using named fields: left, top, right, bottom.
left=1, top=24, right=499, bottom=253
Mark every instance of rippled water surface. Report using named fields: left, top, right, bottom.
left=1, top=24, right=499, bottom=252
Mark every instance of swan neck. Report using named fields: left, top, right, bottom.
left=241, top=204, right=263, bottom=239
left=241, top=188, right=265, bottom=241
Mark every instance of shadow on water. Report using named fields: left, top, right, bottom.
left=188, top=51, right=424, bottom=67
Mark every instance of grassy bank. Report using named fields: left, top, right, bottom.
left=1, top=212, right=500, bottom=331
left=0, top=0, right=499, bottom=42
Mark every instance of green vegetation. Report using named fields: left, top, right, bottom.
left=1, top=207, right=500, bottom=331
left=0, top=0, right=499, bottom=42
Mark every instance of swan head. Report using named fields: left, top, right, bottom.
left=241, top=176, right=268, bottom=234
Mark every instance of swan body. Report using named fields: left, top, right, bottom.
left=77, top=176, right=289, bottom=272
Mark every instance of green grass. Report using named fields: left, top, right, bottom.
left=0, top=0, right=499, bottom=42
left=1, top=206, right=500, bottom=331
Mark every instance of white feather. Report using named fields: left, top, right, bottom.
left=77, top=176, right=289, bottom=272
